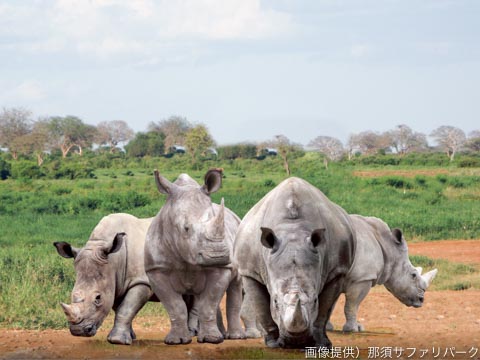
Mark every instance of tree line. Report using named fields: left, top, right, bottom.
left=1, top=107, right=479, bottom=170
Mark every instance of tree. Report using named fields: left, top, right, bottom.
left=268, top=135, right=304, bottom=176
left=348, top=131, right=390, bottom=156
left=0, top=107, right=33, bottom=160
left=47, top=116, right=96, bottom=157
left=430, top=126, right=466, bottom=161
left=308, top=136, right=344, bottom=169
left=184, top=124, right=215, bottom=163
left=466, top=130, right=480, bottom=152
left=125, top=131, right=165, bottom=157
left=12, top=120, right=51, bottom=165
left=149, top=116, right=191, bottom=153
left=96, top=120, right=134, bottom=153
left=387, top=124, right=428, bottom=155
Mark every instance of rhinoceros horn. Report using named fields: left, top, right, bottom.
left=415, top=266, right=423, bottom=275
left=422, top=269, right=438, bottom=288
left=206, top=198, right=225, bottom=240
left=284, top=296, right=308, bottom=333
left=61, top=302, right=81, bottom=323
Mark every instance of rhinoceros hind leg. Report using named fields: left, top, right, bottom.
left=343, top=281, right=370, bottom=334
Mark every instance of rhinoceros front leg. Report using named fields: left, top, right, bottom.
left=241, top=288, right=262, bottom=338
left=196, top=268, right=231, bottom=344
left=225, top=275, right=247, bottom=339
left=314, top=279, right=344, bottom=349
left=342, top=281, right=370, bottom=332
left=108, top=284, right=151, bottom=345
left=242, top=276, right=279, bottom=347
left=147, top=270, right=192, bottom=345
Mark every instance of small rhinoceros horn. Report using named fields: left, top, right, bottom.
left=422, top=269, right=438, bottom=288
left=61, top=303, right=80, bottom=323
left=415, top=267, right=423, bottom=275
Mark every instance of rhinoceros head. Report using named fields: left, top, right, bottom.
left=53, top=233, right=125, bottom=337
left=154, top=169, right=231, bottom=266
left=260, top=225, right=326, bottom=347
left=384, top=228, right=438, bottom=308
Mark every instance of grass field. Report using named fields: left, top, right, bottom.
left=0, top=154, right=479, bottom=329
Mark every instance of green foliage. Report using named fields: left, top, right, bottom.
left=10, top=160, right=46, bottom=179
left=0, top=155, right=11, bottom=179
left=125, top=131, right=165, bottom=158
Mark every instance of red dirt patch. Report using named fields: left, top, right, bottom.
left=1, top=240, right=479, bottom=360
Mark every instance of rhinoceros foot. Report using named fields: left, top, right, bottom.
left=342, top=322, right=364, bottom=332
left=264, top=334, right=280, bottom=348
left=165, top=328, right=192, bottom=345
left=245, top=328, right=262, bottom=339
left=226, top=329, right=247, bottom=340
left=197, top=327, right=224, bottom=344
left=107, top=328, right=133, bottom=345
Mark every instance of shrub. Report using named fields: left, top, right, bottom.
left=0, top=157, right=11, bottom=180
left=10, top=160, right=45, bottom=179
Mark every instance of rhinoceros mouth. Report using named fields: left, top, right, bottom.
left=69, top=323, right=97, bottom=337
left=196, top=242, right=231, bottom=266
left=277, top=330, right=315, bottom=348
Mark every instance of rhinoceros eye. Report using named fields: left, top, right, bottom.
left=411, top=273, right=417, bottom=279
left=184, top=225, right=190, bottom=233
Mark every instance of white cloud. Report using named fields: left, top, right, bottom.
left=2, top=80, right=47, bottom=103
left=0, top=0, right=292, bottom=60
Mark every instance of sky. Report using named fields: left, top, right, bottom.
left=1, top=0, right=479, bottom=146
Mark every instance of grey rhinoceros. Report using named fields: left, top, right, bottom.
left=54, top=213, right=155, bottom=345
left=144, top=169, right=246, bottom=345
left=327, top=214, right=438, bottom=332
left=234, top=177, right=356, bottom=349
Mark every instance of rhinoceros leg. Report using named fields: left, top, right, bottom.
left=242, top=276, right=279, bottom=348
left=241, top=289, right=262, bottom=338
left=314, top=279, right=345, bottom=349
left=147, top=270, right=192, bottom=345
left=325, top=299, right=338, bottom=331
left=108, top=284, right=151, bottom=345
left=342, top=281, right=370, bottom=332
left=196, top=268, right=231, bottom=344
left=225, top=275, right=247, bottom=339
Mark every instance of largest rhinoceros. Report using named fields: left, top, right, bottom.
left=144, top=169, right=245, bottom=345
left=234, top=177, right=356, bottom=349
left=54, top=213, right=155, bottom=345
left=327, top=214, right=438, bottom=332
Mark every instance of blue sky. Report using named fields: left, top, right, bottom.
left=1, top=0, right=479, bottom=145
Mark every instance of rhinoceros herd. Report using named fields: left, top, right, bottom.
left=54, top=169, right=437, bottom=349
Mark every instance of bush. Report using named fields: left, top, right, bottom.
left=10, top=160, right=45, bottom=179
left=0, top=157, right=11, bottom=180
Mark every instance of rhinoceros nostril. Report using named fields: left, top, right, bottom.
left=84, top=325, right=95, bottom=335
left=418, top=296, right=424, bottom=303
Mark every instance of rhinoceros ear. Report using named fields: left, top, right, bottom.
left=53, top=242, right=79, bottom=259
left=203, top=168, right=223, bottom=195
left=260, top=227, right=278, bottom=250
left=104, top=232, right=125, bottom=256
left=154, top=169, right=178, bottom=195
left=391, top=228, right=403, bottom=245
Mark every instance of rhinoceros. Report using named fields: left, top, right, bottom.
left=53, top=213, right=155, bottom=345
left=144, top=169, right=246, bottom=345
left=326, top=214, right=438, bottom=332
left=234, top=177, right=356, bottom=348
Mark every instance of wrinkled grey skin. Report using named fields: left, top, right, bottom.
left=327, top=215, right=438, bottom=332
left=234, top=177, right=356, bottom=349
left=144, top=169, right=246, bottom=345
left=54, top=213, right=155, bottom=345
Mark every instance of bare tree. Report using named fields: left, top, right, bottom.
left=96, top=120, right=134, bottom=153
left=430, top=126, right=466, bottom=161
left=466, top=130, right=480, bottom=152
left=348, top=131, right=389, bottom=156
left=12, top=120, right=51, bottom=165
left=0, top=107, right=33, bottom=160
left=387, top=124, right=428, bottom=155
left=149, top=115, right=191, bottom=153
left=308, top=136, right=344, bottom=169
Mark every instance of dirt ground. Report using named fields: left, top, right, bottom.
left=1, top=241, right=479, bottom=360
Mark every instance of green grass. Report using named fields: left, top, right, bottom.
left=0, top=155, right=479, bottom=329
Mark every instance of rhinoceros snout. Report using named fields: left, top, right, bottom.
left=69, top=323, right=97, bottom=337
